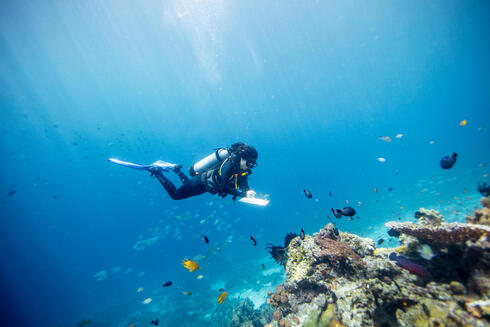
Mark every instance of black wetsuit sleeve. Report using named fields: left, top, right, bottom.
left=238, top=174, right=250, bottom=192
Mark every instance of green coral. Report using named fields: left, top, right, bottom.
left=302, top=304, right=335, bottom=327
left=286, top=236, right=316, bottom=283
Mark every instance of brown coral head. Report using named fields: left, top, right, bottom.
left=273, top=310, right=282, bottom=321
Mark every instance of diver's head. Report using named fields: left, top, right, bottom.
left=230, top=142, right=258, bottom=169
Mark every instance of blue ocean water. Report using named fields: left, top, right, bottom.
left=1, top=1, right=489, bottom=326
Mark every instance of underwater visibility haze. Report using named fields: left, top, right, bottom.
left=1, top=1, right=489, bottom=326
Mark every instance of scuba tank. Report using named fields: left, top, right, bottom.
left=189, top=148, right=231, bottom=176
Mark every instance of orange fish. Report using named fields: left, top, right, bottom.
left=459, top=119, right=467, bottom=126
left=217, top=291, right=228, bottom=304
left=182, top=258, right=199, bottom=272
left=321, top=269, right=329, bottom=275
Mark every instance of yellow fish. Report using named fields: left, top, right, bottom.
left=136, top=287, right=144, bottom=293
left=183, top=291, right=192, bottom=296
left=142, top=298, right=152, bottom=304
left=217, top=291, right=228, bottom=304
left=182, top=258, right=199, bottom=272
left=196, top=274, right=204, bottom=280
left=459, top=119, right=467, bottom=126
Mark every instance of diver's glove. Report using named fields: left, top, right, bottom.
left=148, top=166, right=162, bottom=177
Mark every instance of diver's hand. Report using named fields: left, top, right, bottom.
left=218, top=191, right=228, bottom=198
left=246, top=190, right=256, bottom=198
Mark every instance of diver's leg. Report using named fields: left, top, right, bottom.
left=153, top=172, right=180, bottom=200
left=173, top=167, right=190, bottom=184
left=172, top=175, right=206, bottom=200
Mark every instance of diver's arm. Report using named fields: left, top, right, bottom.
left=238, top=174, right=250, bottom=192
left=222, top=185, right=246, bottom=197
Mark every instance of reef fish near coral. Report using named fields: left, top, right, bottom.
left=217, top=291, right=228, bottom=304
left=331, top=207, right=356, bottom=218
left=389, top=252, right=432, bottom=281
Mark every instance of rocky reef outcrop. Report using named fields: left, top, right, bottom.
left=264, top=197, right=490, bottom=326
left=209, top=298, right=273, bottom=327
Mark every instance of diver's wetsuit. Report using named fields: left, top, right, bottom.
left=154, top=158, right=251, bottom=200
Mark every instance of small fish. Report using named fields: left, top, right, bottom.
left=218, top=288, right=225, bottom=292
left=196, top=274, right=204, bottom=280
left=440, top=153, right=458, bottom=169
left=377, top=238, right=384, bottom=245
left=203, top=235, right=209, bottom=243
left=217, top=291, right=228, bottom=304
left=331, top=207, right=356, bottom=218
left=303, top=189, right=313, bottom=199
left=345, top=199, right=349, bottom=204
left=261, top=264, right=265, bottom=270
left=182, top=258, right=199, bottom=272
left=329, top=191, right=332, bottom=197
left=136, top=287, right=144, bottom=293
left=250, top=235, right=257, bottom=246
left=162, top=281, right=172, bottom=287
left=183, top=291, right=192, bottom=296
left=388, top=187, right=393, bottom=192
left=377, top=157, right=386, bottom=162
left=300, top=228, right=305, bottom=240
left=459, top=119, right=467, bottom=126
left=151, top=319, right=159, bottom=326
left=389, top=253, right=432, bottom=281
left=7, top=190, right=16, bottom=196
left=417, top=244, right=434, bottom=260
left=395, top=134, right=403, bottom=139
left=321, top=269, right=329, bottom=275
left=374, top=187, right=378, bottom=193
left=378, top=136, right=392, bottom=142
left=142, top=298, right=152, bottom=304
left=78, top=320, right=92, bottom=327
left=429, top=140, right=435, bottom=145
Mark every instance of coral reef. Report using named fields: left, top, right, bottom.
left=466, top=196, right=490, bottom=225
left=414, top=208, right=444, bottom=226
left=265, top=199, right=490, bottom=326
left=210, top=298, right=273, bottom=327
left=385, top=221, right=490, bottom=249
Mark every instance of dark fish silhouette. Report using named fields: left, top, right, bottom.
left=218, top=288, right=225, bottom=292
left=331, top=207, right=356, bottom=218
left=250, top=236, right=257, bottom=246
left=303, top=189, right=313, bottom=199
left=151, top=319, right=159, bottom=326
left=378, top=238, right=384, bottom=245
left=477, top=182, right=490, bottom=196
left=162, top=281, right=172, bottom=287
left=203, top=235, right=209, bottom=243
left=300, top=228, right=305, bottom=240
left=388, top=229, right=400, bottom=237
left=7, top=190, right=16, bottom=196
left=329, top=191, right=332, bottom=197
left=261, top=264, right=265, bottom=270
left=440, top=153, right=458, bottom=169
left=388, top=187, right=393, bottom=192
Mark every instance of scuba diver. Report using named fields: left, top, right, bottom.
left=148, top=142, right=258, bottom=201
